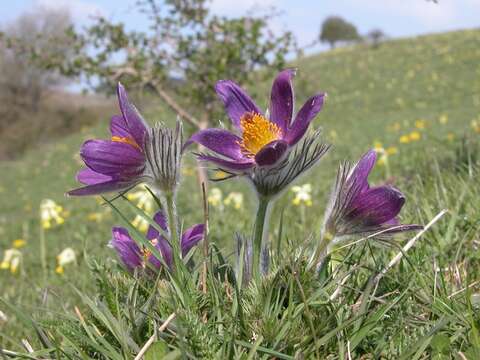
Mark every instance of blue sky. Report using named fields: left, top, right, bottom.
left=2, top=0, right=479, bottom=53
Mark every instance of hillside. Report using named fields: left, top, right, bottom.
left=1, top=29, right=479, bottom=345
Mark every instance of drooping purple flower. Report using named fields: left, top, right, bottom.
left=68, top=83, right=183, bottom=196
left=110, top=210, right=204, bottom=271
left=322, top=149, right=422, bottom=240
left=185, top=69, right=326, bottom=172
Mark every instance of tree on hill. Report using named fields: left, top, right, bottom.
left=367, top=28, right=386, bottom=48
left=319, top=16, right=360, bottom=49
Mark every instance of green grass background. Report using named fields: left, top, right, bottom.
left=1, top=29, right=479, bottom=353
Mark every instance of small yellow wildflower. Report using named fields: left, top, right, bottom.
left=55, top=247, right=76, bottom=274
left=399, top=135, right=410, bottom=144
left=12, top=239, right=26, bottom=249
left=447, top=133, right=455, bottom=142
left=386, top=146, right=398, bottom=155
left=439, top=114, right=448, bottom=124
left=40, top=199, right=66, bottom=229
left=0, top=249, right=22, bottom=274
left=182, top=166, right=195, bottom=177
left=87, top=212, right=104, bottom=222
left=132, top=216, right=150, bottom=232
left=472, top=120, right=480, bottom=133
left=291, top=184, right=313, bottom=207
left=415, top=119, right=426, bottom=129
left=409, top=131, right=421, bottom=141
left=127, top=185, right=154, bottom=232
left=373, top=141, right=383, bottom=152
left=224, top=192, right=244, bottom=210
left=208, top=188, right=223, bottom=208
left=329, top=130, right=338, bottom=140
left=212, top=170, right=229, bottom=180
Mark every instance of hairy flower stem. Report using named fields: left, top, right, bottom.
left=252, top=196, right=272, bottom=281
left=309, top=232, right=333, bottom=272
left=163, top=191, right=181, bottom=271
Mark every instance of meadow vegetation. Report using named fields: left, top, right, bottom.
left=0, top=29, right=479, bottom=358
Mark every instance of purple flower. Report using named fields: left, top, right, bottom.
left=110, top=210, right=204, bottom=271
left=185, top=69, right=326, bottom=171
left=68, top=84, right=183, bottom=196
left=323, top=150, right=422, bottom=240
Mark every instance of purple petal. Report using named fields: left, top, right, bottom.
left=110, top=114, right=131, bottom=138
left=215, top=80, right=261, bottom=128
left=110, top=227, right=142, bottom=271
left=117, top=83, right=148, bottom=147
left=185, top=129, right=246, bottom=160
left=269, top=69, right=295, bottom=131
left=348, top=186, right=406, bottom=226
left=197, top=154, right=254, bottom=172
left=349, top=150, right=377, bottom=193
left=181, top=224, right=205, bottom=257
left=81, top=140, right=145, bottom=176
left=254, top=140, right=289, bottom=167
left=154, top=237, right=173, bottom=268
left=285, top=93, right=326, bottom=145
left=146, top=211, right=168, bottom=240
left=76, top=168, right=113, bottom=185
left=67, top=178, right=141, bottom=196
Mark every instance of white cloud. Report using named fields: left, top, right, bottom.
left=35, top=0, right=104, bottom=22
left=210, top=0, right=279, bottom=17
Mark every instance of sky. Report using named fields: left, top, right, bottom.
left=2, top=0, right=479, bottom=54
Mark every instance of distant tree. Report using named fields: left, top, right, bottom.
left=0, top=6, right=72, bottom=112
left=367, top=28, right=386, bottom=48
left=7, top=0, right=296, bottom=132
left=320, top=16, right=360, bottom=49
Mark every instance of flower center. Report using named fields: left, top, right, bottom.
left=111, top=136, right=141, bottom=150
left=239, top=112, right=282, bottom=157
left=141, top=238, right=159, bottom=264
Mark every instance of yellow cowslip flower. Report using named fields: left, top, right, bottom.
left=409, top=131, right=421, bottom=141
left=447, top=133, right=455, bottom=142
left=132, top=215, right=150, bottom=232
left=181, top=166, right=195, bottom=177
left=373, top=141, right=383, bottom=152
left=56, top=247, right=76, bottom=274
left=87, top=212, right=104, bottom=222
left=386, top=146, right=398, bottom=155
left=329, top=130, right=338, bottom=140
left=399, top=135, right=410, bottom=144
left=212, top=170, right=229, bottom=180
left=1, top=249, right=22, bottom=274
left=127, top=185, right=154, bottom=232
left=439, top=114, right=448, bottom=124
left=415, top=119, right=426, bottom=129
left=127, top=185, right=153, bottom=214
left=12, top=239, right=26, bottom=249
left=208, top=188, right=223, bottom=208
left=291, top=184, right=313, bottom=207
left=224, top=192, right=244, bottom=210
left=472, top=120, right=480, bottom=133
left=40, top=199, right=66, bottom=229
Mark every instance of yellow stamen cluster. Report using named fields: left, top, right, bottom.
left=111, top=136, right=141, bottom=150
left=239, top=112, right=282, bottom=157
left=142, top=238, right=159, bottom=265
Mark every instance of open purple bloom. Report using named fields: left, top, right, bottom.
left=110, top=210, right=204, bottom=271
left=68, top=83, right=183, bottom=196
left=185, top=69, right=326, bottom=172
left=323, top=149, right=422, bottom=240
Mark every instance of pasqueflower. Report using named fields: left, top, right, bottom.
left=186, top=69, right=326, bottom=171
left=322, top=149, right=422, bottom=241
left=68, top=84, right=182, bottom=196
left=110, top=210, right=204, bottom=271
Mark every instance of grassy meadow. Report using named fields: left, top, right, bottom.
left=1, top=29, right=480, bottom=357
